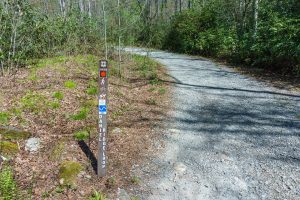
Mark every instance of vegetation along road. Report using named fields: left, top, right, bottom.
left=128, top=48, right=300, bottom=200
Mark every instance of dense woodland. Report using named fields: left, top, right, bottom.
left=0, top=0, right=299, bottom=75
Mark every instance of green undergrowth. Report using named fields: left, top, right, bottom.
left=132, top=55, right=159, bottom=81
left=31, top=56, right=68, bottom=69
left=0, top=167, right=18, bottom=200
left=20, top=91, right=60, bottom=114
left=20, top=92, right=48, bottom=113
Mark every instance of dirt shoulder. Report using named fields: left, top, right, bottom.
left=0, top=53, right=172, bottom=199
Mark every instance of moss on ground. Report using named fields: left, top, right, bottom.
left=0, top=127, right=31, bottom=140
left=58, top=161, right=82, bottom=186
left=0, top=141, right=19, bottom=157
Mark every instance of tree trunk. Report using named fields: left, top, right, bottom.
left=118, top=0, right=121, bottom=77
left=102, top=0, right=108, bottom=59
left=253, top=0, right=259, bottom=36
left=88, top=0, right=92, bottom=17
left=59, top=0, right=66, bottom=17
left=79, top=0, right=84, bottom=14
left=179, top=0, right=182, bottom=12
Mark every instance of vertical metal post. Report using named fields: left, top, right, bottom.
left=98, top=60, right=108, bottom=177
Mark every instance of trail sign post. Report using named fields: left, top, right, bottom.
left=98, top=60, right=108, bottom=177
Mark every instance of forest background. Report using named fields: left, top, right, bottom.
left=0, top=0, right=299, bottom=75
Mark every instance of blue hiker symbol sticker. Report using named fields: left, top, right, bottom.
left=99, top=105, right=107, bottom=114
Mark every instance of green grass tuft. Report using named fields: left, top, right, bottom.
left=130, top=176, right=141, bottom=185
left=158, top=88, right=166, bottom=95
left=149, top=78, right=161, bottom=85
left=148, top=87, right=156, bottom=92
left=131, top=197, right=140, bottom=200
left=73, top=130, right=89, bottom=141
left=70, top=107, right=90, bottom=120
left=89, top=191, right=106, bottom=200
left=64, top=80, right=77, bottom=89
left=0, top=112, right=10, bottom=125
left=49, top=101, right=61, bottom=109
left=145, top=99, right=157, bottom=105
left=53, top=91, right=64, bottom=100
left=106, top=176, right=116, bottom=188
left=86, top=87, right=97, bottom=95
left=0, top=167, right=18, bottom=200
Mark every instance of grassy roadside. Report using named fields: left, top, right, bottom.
left=0, top=53, right=171, bottom=199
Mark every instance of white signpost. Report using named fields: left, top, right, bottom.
left=98, top=60, right=108, bottom=177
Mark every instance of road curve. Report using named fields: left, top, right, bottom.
left=126, top=48, right=300, bottom=200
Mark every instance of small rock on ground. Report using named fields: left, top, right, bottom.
left=112, top=128, right=122, bottom=135
left=117, top=188, right=130, bottom=200
left=25, top=138, right=41, bottom=152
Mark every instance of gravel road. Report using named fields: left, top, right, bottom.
left=126, top=48, right=300, bottom=200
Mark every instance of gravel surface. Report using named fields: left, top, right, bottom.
left=126, top=48, right=300, bottom=200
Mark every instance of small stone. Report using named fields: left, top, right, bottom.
left=112, top=128, right=122, bottom=135
left=25, top=138, right=41, bottom=152
left=78, top=171, right=86, bottom=178
left=173, top=162, right=187, bottom=174
left=117, top=188, right=130, bottom=200
left=59, top=178, right=64, bottom=185
left=1, top=155, right=8, bottom=161
left=79, top=191, right=85, bottom=196
left=85, top=175, right=92, bottom=179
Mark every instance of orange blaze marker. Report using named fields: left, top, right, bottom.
left=100, top=71, right=107, bottom=77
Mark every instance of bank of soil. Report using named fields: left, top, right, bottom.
left=0, top=54, right=171, bottom=199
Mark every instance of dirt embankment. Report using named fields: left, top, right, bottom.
left=0, top=54, right=172, bottom=199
